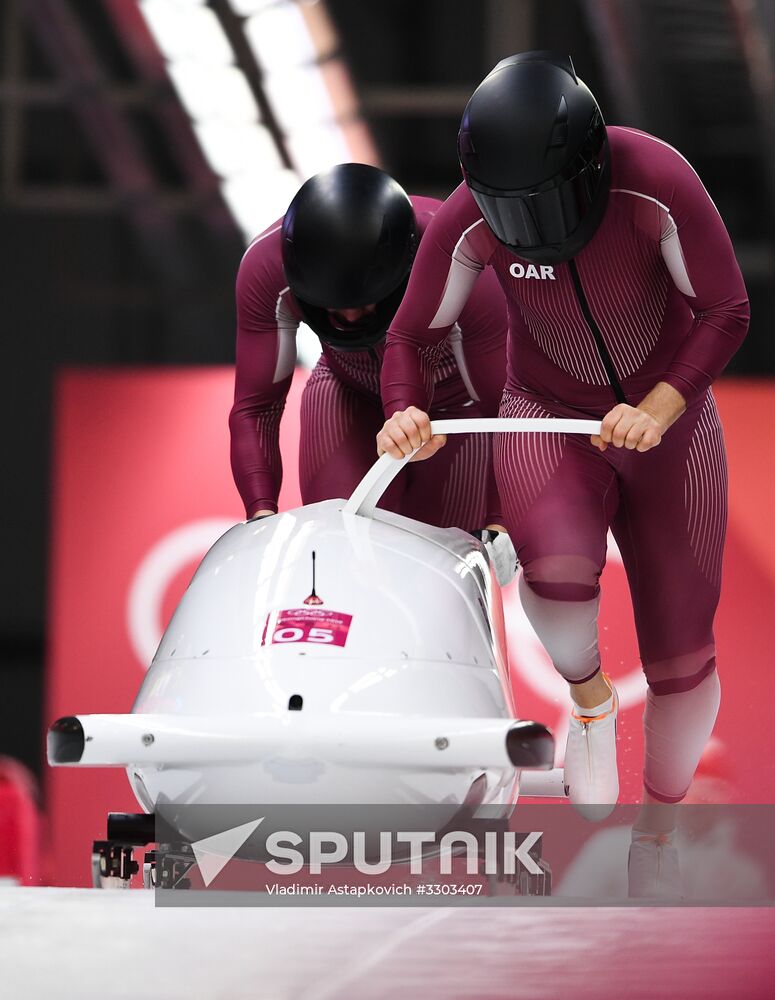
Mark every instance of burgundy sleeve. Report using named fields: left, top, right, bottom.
left=453, top=265, right=509, bottom=416
left=655, top=149, right=750, bottom=402
left=381, top=187, right=493, bottom=416
left=228, top=238, right=296, bottom=518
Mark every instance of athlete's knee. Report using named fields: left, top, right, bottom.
left=517, top=572, right=601, bottom=684
left=642, top=643, right=718, bottom=695
left=520, top=553, right=602, bottom=602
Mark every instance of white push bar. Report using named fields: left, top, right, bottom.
left=344, top=417, right=602, bottom=518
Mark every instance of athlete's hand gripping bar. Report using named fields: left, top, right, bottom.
left=344, top=417, right=602, bottom=518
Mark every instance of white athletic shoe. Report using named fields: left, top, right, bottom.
left=563, top=676, right=619, bottom=820
left=628, top=830, right=683, bottom=900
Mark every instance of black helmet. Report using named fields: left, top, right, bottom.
left=458, top=52, right=610, bottom=263
left=281, top=163, right=418, bottom=351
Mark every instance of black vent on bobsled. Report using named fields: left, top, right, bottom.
left=48, top=716, right=85, bottom=764
left=506, top=721, right=554, bottom=769
left=107, top=812, right=156, bottom=846
left=288, top=694, right=304, bottom=711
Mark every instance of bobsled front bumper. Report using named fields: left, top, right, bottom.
left=48, top=712, right=553, bottom=772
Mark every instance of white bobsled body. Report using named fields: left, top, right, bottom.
left=128, top=500, right=517, bottom=815
left=50, top=420, right=600, bottom=841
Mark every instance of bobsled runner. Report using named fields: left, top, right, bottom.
left=48, top=417, right=600, bottom=893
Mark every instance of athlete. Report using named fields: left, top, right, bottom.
left=229, top=163, right=514, bottom=578
left=377, top=52, right=749, bottom=896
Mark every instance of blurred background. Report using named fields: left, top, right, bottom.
left=1, top=0, right=774, bottom=882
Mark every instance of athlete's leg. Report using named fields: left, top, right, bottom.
left=496, top=392, right=622, bottom=811
left=301, top=369, right=495, bottom=526
left=613, top=390, right=726, bottom=811
left=495, top=393, right=619, bottom=686
left=299, top=362, right=402, bottom=504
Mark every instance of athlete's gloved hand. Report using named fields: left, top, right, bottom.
left=249, top=510, right=275, bottom=521
left=377, top=406, right=447, bottom=462
left=472, top=528, right=518, bottom=587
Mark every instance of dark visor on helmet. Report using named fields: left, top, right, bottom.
left=468, top=159, right=601, bottom=251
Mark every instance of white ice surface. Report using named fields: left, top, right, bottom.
left=1, top=887, right=774, bottom=1000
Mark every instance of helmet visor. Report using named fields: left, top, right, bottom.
left=468, top=154, right=604, bottom=253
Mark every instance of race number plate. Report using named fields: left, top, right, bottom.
left=262, top=608, right=353, bottom=648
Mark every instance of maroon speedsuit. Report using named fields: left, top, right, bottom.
left=229, top=196, right=508, bottom=530
left=381, top=128, right=750, bottom=801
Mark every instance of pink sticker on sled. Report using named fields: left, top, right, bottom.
left=262, top=608, right=353, bottom=648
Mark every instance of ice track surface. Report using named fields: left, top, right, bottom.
left=2, top=888, right=774, bottom=999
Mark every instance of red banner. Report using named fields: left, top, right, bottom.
left=45, top=372, right=775, bottom=886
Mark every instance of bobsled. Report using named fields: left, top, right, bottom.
left=48, top=417, right=599, bottom=889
